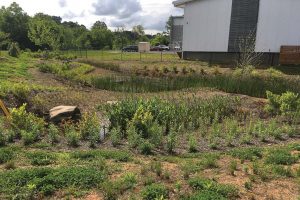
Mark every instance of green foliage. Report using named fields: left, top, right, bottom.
left=199, top=153, right=219, bottom=169
left=229, top=147, right=263, bottom=162
left=188, top=178, right=239, bottom=199
left=110, top=127, right=122, bottom=147
left=65, top=124, right=80, bottom=147
left=26, top=151, right=56, bottom=166
left=0, top=166, right=107, bottom=197
left=9, top=104, right=45, bottom=139
left=265, top=91, right=300, bottom=116
left=141, top=184, right=169, bottom=200
left=229, top=160, right=238, bottom=176
left=0, top=147, right=15, bottom=164
left=139, top=140, right=154, bottom=155
left=79, top=112, right=100, bottom=141
left=150, top=161, right=163, bottom=177
left=8, top=42, right=20, bottom=57
left=166, top=131, right=177, bottom=153
left=265, top=149, right=297, bottom=165
left=188, top=135, right=198, bottom=153
left=183, top=190, right=227, bottom=200
left=48, top=124, right=60, bottom=144
left=0, top=129, right=6, bottom=146
left=21, top=130, right=37, bottom=145
left=71, top=149, right=131, bottom=162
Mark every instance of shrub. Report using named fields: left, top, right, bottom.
left=110, top=127, right=122, bottom=147
left=48, top=124, right=60, bottom=144
left=166, top=131, right=177, bottom=154
left=8, top=42, right=20, bottom=57
left=27, top=151, right=56, bottom=166
left=229, top=160, right=238, bottom=176
left=9, top=104, right=45, bottom=139
left=128, top=123, right=141, bottom=148
left=65, top=125, right=80, bottom=147
left=139, top=140, right=154, bottom=155
left=21, top=130, right=37, bottom=145
left=188, top=178, right=239, bottom=199
left=188, top=135, right=198, bottom=153
left=265, top=149, right=296, bottom=165
left=0, top=130, right=6, bottom=146
left=229, top=147, right=262, bottom=162
left=183, top=190, right=227, bottom=200
left=0, top=166, right=107, bottom=197
left=0, top=147, right=15, bottom=164
left=79, top=112, right=100, bottom=140
left=199, top=153, right=219, bottom=169
left=265, top=91, right=300, bottom=116
left=141, top=184, right=169, bottom=200
left=150, top=161, right=163, bottom=177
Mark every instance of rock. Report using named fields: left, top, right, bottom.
left=49, top=106, right=81, bottom=123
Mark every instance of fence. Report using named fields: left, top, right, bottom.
left=61, top=49, right=181, bottom=62
left=280, top=46, right=300, bottom=65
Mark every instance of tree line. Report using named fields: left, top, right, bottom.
left=0, top=2, right=171, bottom=51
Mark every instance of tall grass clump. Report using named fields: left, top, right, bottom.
left=77, top=58, right=121, bottom=72
left=91, top=74, right=300, bottom=97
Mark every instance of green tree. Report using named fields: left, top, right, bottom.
left=0, top=2, right=32, bottom=49
left=150, top=33, right=169, bottom=46
left=90, top=21, right=113, bottom=49
left=28, top=14, right=63, bottom=50
left=0, top=31, right=9, bottom=49
left=132, top=25, right=145, bottom=36
left=165, top=16, right=172, bottom=35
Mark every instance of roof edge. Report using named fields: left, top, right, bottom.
left=173, top=0, right=195, bottom=7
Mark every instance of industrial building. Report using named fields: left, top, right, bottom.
left=172, top=0, right=300, bottom=65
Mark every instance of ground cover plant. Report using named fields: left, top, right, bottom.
left=0, top=51, right=299, bottom=199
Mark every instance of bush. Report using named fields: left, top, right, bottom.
left=0, top=166, right=107, bottom=197
left=27, top=151, right=56, bottom=166
left=48, top=124, right=60, bottom=144
left=0, top=147, right=15, bottom=164
left=71, top=149, right=131, bottom=162
left=150, top=161, right=163, bottom=177
left=166, top=131, right=177, bottom=153
left=141, top=184, right=169, bottom=200
left=139, top=140, right=154, bottom=155
left=265, top=91, right=300, bottom=116
left=188, top=135, right=198, bottom=153
left=8, top=42, right=20, bottom=57
left=265, top=149, right=297, bottom=165
left=229, top=147, right=263, bottom=162
left=21, top=130, right=37, bottom=145
left=65, top=125, right=80, bottom=147
left=183, top=190, right=227, bottom=200
left=79, top=112, right=100, bottom=140
left=188, top=178, right=239, bottom=199
left=0, top=130, right=6, bottom=146
left=110, top=127, right=122, bottom=147
left=9, top=104, right=45, bottom=139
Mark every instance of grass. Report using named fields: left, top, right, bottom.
left=90, top=73, right=300, bottom=97
left=71, top=149, right=132, bottom=162
left=0, top=166, right=107, bottom=198
left=63, top=50, right=179, bottom=62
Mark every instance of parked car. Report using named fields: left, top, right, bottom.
left=151, top=45, right=170, bottom=51
left=122, top=45, right=138, bottom=52
left=174, top=46, right=182, bottom=51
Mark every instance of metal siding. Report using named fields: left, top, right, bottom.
left=182, top=0, right=232, bottom=52
left=256, top=0, right=300, bottom=53
left=228, top=0, right=260, bottom=52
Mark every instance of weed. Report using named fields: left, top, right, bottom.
left=150, top=161, right=163, bottom=177
left=230, top=147, right=262, bottom=162
left=244, top=181, right=252, bottom=190
left=65, top=126, right=80, bottom=147
left=199, top=153, right=219, bottom=169
left=48, top=124, right=60, bottom=144
left=188, top=177, right=239, bottom=199
left=139, top=140, right=154, bottom=155
left=229, top=160, right=238, bottom=176
left=0, top=147, right=15, bottom=164
left=27, top=151, right=56, bottom=166
left=110, top=127, right=122, bottom=147
left=265, top=149, right=297, bottom=165
left=79, top=112, right=100, bottom=140
left=4, top=161, right=16, bottom=170
left=166, top=131, right=177, bottom=154
left=188, top=135, right=198, bottom=153
left=141, top=183, right=169, bottom=200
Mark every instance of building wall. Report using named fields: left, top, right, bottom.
left=182, top=0, right=232, bottom=52
left=256, top=0, right=300, bottom=53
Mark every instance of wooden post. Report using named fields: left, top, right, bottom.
left=161, top=52, right=163, bottom=62
left=0, top=99, right=10, bottom=117
left=85, top=49, right=87, bottom=59
left=140, top=52, right=142, bottom=61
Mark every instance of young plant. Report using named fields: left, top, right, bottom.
left=65, top=124, right=80, bottom=147
left=188, top=135, right=198, bottom=153
left=110, top=127, right=121, bottom=147
left=48, top=124, right=60, bottom=145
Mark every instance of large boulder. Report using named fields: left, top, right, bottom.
left=49, top=106, right=81, bottom=123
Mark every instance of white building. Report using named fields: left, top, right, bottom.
left=173, top=0, right=300, bottom=65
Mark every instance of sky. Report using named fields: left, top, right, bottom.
left=0, top=0, right=183, bottom=34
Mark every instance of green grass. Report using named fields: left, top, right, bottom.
left=0, top=166, right=107, bottom=198
left=63, top=50, right=179, bottom=62
left=71, top=149, right=132, bottom=162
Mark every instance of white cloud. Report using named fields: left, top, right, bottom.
left=0, top=0, right=183, bottom=33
